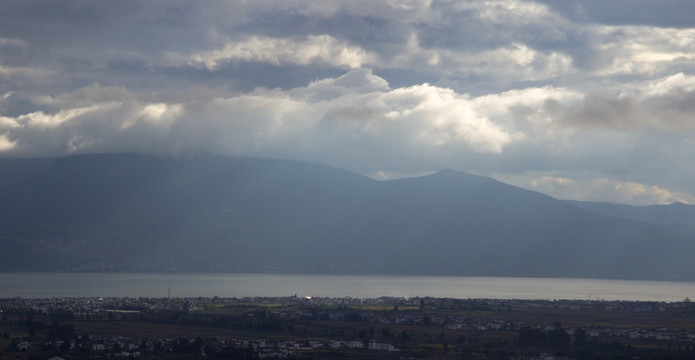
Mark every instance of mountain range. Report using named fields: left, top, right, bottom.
left=1, top=153, right=693, bottom=280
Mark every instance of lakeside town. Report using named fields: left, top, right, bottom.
left=2, top=296, right=695, bottom=359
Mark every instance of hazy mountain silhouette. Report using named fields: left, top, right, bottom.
left=567, top=200, right=695, bottom=234
left=1, top=153, right=694, bottom=280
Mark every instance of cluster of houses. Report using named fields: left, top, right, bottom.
left=6, top=294, right=690, bottom=315
left=16, top=335, right=399, bottom=358
left=4, top=295, right=695, bottom=358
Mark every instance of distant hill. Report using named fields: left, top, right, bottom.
left=566, top=200, right=695, bottom=233
left=1, top=153, right=694, bottom=280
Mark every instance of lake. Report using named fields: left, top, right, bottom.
left=1, top=273, right=693, bottom=302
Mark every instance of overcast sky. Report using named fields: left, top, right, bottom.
left=1, top=0, right=695, bottom=205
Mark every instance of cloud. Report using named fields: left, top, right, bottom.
left=592, top=26, right=695, bottom=77
left=497, top=172, right=695, bottom=205
left=185, top=35, right=377, bottom=70
left=0, top=70, right=520, bottom=163
left=2, top=0, right=695, bottom=204
left=538, top=0, right=695, bottom=28
left=454, top=0, right=554, bottom=25
left=390, top=34, right=574, bottom=82
left=0, top=37, right=29, bottom=47
left=540, top=73, right=695, bottom=134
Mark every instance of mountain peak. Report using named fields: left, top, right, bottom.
left=432, top=168, right=463, bottom=177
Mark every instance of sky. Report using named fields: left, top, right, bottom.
left=1, top=0, right=695, bottom=205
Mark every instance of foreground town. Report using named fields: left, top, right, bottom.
left=2, top=296, right=695, bottom=359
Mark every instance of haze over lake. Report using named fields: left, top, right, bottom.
left=2, top=273, right=694, bottom=302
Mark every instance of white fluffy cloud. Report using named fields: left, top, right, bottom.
left=389, top=34, right=575, bottom=82
left=496, top=173, right=695, bottom=206
left=592, top=26, right=695, bottom=77
left=185, top=35, right=377, bottom=70
left=0, top=70, right=521, bottom=162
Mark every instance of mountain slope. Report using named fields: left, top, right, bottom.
left=0, top=154, right=693, bottom=280
left=567, top=200, right=695, bottom=233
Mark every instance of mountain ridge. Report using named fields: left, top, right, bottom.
left=1, top=153, right=693, bottom=280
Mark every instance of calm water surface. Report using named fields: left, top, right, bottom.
left=1, top=273, right=694, bottom=301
